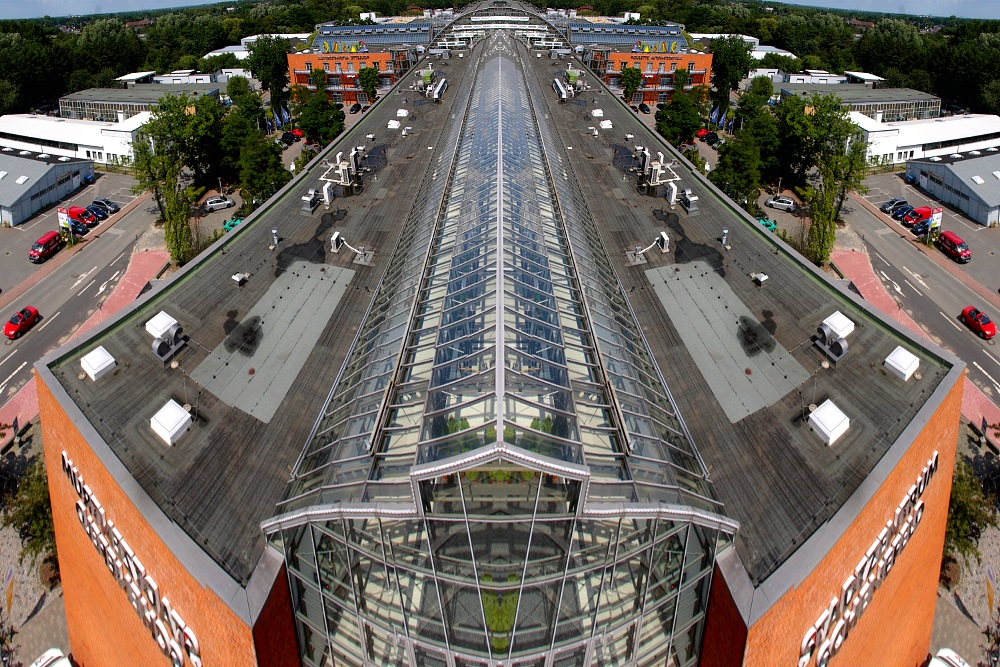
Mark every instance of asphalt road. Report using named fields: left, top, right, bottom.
left=840, top=198, right=1000, bottom=400
left=0, top=201, right=153, bottom=403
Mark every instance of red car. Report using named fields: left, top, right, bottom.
left=4, top=306, right=39, bottom=339
left=962, top=306, right=996, bottom=340
left=696, top=128, right=710, bottom=138
left=290, top=127, right=304, bottom=138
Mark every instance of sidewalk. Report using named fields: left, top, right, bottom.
left=0, top=249, right=169, bottom=449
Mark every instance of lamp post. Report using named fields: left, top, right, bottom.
left=777, top=177, right=782, bottom=195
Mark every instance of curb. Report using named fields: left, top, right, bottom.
left=0, top=191, right=153, bottom=312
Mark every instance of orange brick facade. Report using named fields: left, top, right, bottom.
left=38, top=376, right=299, bottom=667
left=287, top=51, right=410, bottom=105
left=585, top=51, right=713, bottom=105
left=702, top=372, right=962, bottom=667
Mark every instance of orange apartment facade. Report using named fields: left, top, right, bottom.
left=287, top=49, right=416, bottom=106
left=582, top=49, right=714, bottom=105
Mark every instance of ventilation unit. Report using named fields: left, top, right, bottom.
left=809, top=399, right=850, bottom=446
left=884, top=346, right=919, bottom=381
left=146, top=311, right=187, bottom=362
left=80, top=346, right=116, bottom=382
left=814, top=311, right=852, bottom=363
left=929, top=156, right=942, bottom=161
left=150, top=399, right=192, bottom=446
left=58, top=157, right=71, bottom=161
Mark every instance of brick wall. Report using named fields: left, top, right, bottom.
left=252, top=563, right=300, bottom=667
left=38, top=375, right=290, bottom=667
left=700, top=563, right=747, bottom=667
left=737, top=374, right=962, bottom=667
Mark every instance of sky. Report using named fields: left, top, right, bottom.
left=778, top=0, right=1000, bottom=20
left=2, top=0, right=1000, bottom=20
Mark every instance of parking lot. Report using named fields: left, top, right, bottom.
left=861, top=171, right=1000, bottom=292
left=0, top=171, right=139, bottom=293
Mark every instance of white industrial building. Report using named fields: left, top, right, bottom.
left=852, top=112, right=1000, bottom=166
left=0, top=113, right=149, bottom=167
left=906, top=150, right=1000, bottom=227
left=0, top=151, right=94, bottom=226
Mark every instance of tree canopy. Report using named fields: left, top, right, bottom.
left=621, top=66, right=642, bottom=102
left=245, top=35, right=291, bottom=108
left=708, top=35, right=754, bottom=111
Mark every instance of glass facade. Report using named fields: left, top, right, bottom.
left=265, top=32, right=736, bottom=667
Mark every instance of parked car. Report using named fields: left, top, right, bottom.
left=961, top=306, right=996, bottom=339
left=696, top=128, right=710, bottom=138
left=86, top=204, right=109, bottom=221
left=758, top=216, right=776, bottom=231
left=629, top=105, right=639, bottom=112
left=4, top=306, right=39, bottom=339
left=638, top=103, right=651, bottom=114
left=63, top=218, right=89, bottom=236
left=879, top=197, right=907, bottom=213
left=891, top=205, right=915, bottom=221
left=704, top=132, right=720, bottom=145
left=911, top=219, right=931, bottom=236
left=281, top=132, right=296, bottom=146
left=67, top=205, right=97, bottom=226
left=27, top=648, right=72, bottom=667
left=765, top=195, right=797, bottom=212
left=290, top=127, right=304, bottom=139
left=937, top=230, right=971, bottom=263
left=713, top=138, right=726, bottom=150
left=361, top=105, right=370, bottom=113
left=224, top=216, right=243, bottom=232
left=349, top=103, right=362, bottom=114
left=92, top=197, right=120, bottom=213
left=28, top=231, right=62, bottom=263
left=902, top=205, right=933, bottom=227
left=203, top=196, right=235, bottom=212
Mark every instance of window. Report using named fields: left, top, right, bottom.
left=336, top=63, right=343, bottom=72
left=324, top=62, right=330, bottom=71
left=305, top=62, right=312, bottom=71
left=670, top=62, right=677, bottom=72
left=658, top=63, right=664, bottom=73
left=646, top=62, right=652, bottom=73
left=348, top=63, right=355, bottom=73
left=688, top=62, right=695, bottom=71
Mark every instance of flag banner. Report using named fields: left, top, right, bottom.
left=282, top=106, right=291, bottom=124
left=709, top=106, right=719, bottom=123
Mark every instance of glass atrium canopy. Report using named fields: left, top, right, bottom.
left=266, top=29, right=737, bottom=667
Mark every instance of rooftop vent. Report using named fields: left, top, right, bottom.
left=809, top=399, right=850, bottom=446
left=58, top=157, right=71, bottom=161
left=884, top=346, right=919, bottom=382
left=146, top=311, right=187, bottom=362
left=993, top=171, right=1000, bottom=180
left=972, top=175, right=985, bottom=184
left=950, top=153, right=963, bottom=158
left=930, top=156, right=942, bottom=161
left=989, top=147, right=999, bottom=152
left=1, top=147, right=12, bottom=152
left=970, top=150, right=982, bottom=155
left=18, top=150, right=30, bottom=156
left=0, top=171, right=5, bottom=180
left=150, top=399, right=192, bottom=446
left=15, top=175, right=28, bottom=185
left=37, top=153, right=49, bottom=158
left=81, top=346, right=116, bottom=382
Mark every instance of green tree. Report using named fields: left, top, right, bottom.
left=709, top=35, right=754, bottom=112
left=805, top=170, right=837, bottom=265
left=831, top=133, right=870, bottom=222
left=75, top=18, right=146, bottom=75
left=298, top=88, right=342, bottom=144
left=621, top=66, right=642, bottom=103
left=358, top=65, right=379, bottom=102
left=709, top=136, right=762, bottom=210
left=656, top=88, right=701, bottom=144
left=2, top=457, right=56, bottom=567
left=945, top=457, right=998, bottom=565
left=245, top=35, right=291, bottom=108
left=239, top=136, right=291, bottom=209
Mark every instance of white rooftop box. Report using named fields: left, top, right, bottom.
left=146, top=311, right=178, bottom=339
left=809, top=399, right=850, bottom=446
left=823, top=311, right=855, bottom=339
left=591, top=109, right=604, bottom=118
left=387, top=119, right=401, bottom=129
left=884, top=346, right=920, bottom=382
left=150, top=400, right=192, bottom=446
left=80, top=346, right=116, bottom=382
left=396, top=109, right=409, bottom=117
left=599, top=120, right=613, bottom=129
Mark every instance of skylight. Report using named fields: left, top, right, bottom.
left=972, top=175, right=985, bottom=184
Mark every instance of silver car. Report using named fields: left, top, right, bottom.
left=203, top=196, right=235, bottom=212
left=765, top=195, right=796, bottom=212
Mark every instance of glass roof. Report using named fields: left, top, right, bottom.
left=277, top=33, right=729, bottom=524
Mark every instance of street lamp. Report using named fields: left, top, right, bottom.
left=777, top=177, right=782, bottom=195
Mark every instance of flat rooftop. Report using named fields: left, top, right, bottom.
left=530, top=56, right=955, bottom=583
left=779, top=83, right=939, bottom=104
left=60, top=84, right=221, bottom=104
left=42, top=54, right=477, bottom=585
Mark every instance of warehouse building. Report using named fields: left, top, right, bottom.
left=779, top=83, right=941, bottom=121
left=0, top=112, right=149, bottom=167
left=906, top=150, right=1000, bottom=226
left=0, top=150, right=93, bottom=226
left=38, top=8, right=963, bottom=667
left=58, top=84, right=221, bottom=121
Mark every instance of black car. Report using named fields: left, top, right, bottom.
left=638, top=103, right=651, bottom=114
left=879, top=197, right=907, bottom=214
left=349, top=103, right=362, bottom=114
left=705, top=132, right=720, bottom=145
left=64, top=219, right=89, bottom=236
left=361, top=105, right=370, bottom=113
left=280, top=132, right=295, bottom=146
left=92, top=197, right=120, bottom=213
left=911, top=219, right=931, bottom=236
left=629, top=105, right=639, bottom=112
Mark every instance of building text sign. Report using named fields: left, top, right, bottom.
left=797, top=451, right=939, bottom=667
left=62, top=451, right=202, bottom=667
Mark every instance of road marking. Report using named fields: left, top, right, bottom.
left=940, top=311, right=962, bottom=331
left=973, top=362, right=1000, bottom=395
left=97, top=270, right=120, bottom=295
left=873, top=251, right=889, bottom=266
left=879, top=272, right=902, bottom=294
left=902, top=266, right=928, bottom=288
left=902, top=279, right=923, bottom=296
left=0, top=351, right=15, bottom=368
left=77, top=279, right=96, bottom=296
left=110, top=250, right=127, bottom=266
left=0, top=361, right=27, bottom=391
left=37, top=311, right=59, bottom=332
left=985, top=348, right=1000, bottom=369
left=71, top=267, right=97, bottom=289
